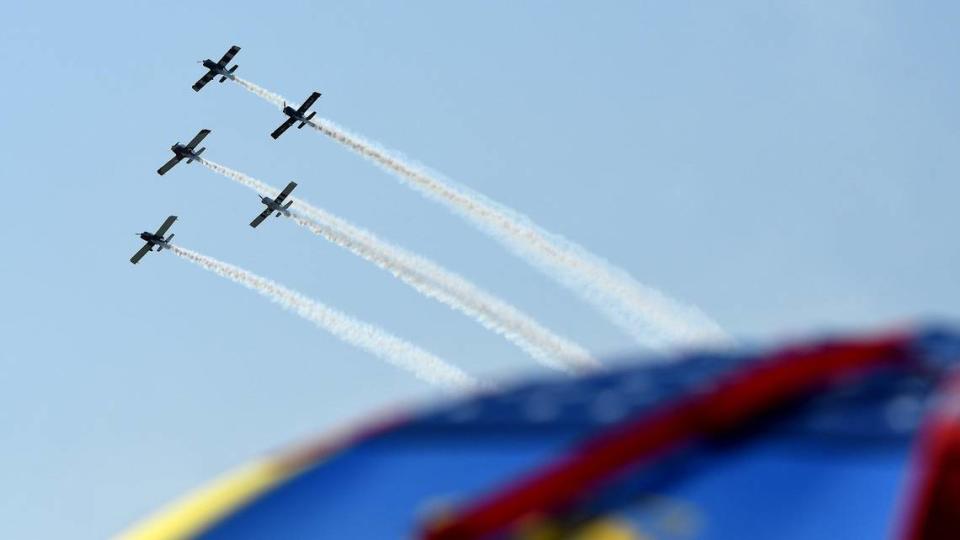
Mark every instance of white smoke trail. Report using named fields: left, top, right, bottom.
left=301, top=121, right=730, bottom=350
left=233, top=76, right=287, bottom=109
left=168, top=244, right=481, bottom=392
left=228, top=77, right=728, bottom=349
left=196, top=158, right=599, bottom=372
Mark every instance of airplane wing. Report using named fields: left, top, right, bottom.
left=192, top=70, right=217, bottom=92
left=130, top=243, right=153, bottom=264
left=184, top=129, right=211, bottom=150
left=296, top=92, right=322, bottom=114
left=154, top=215, right=178, bottom=237
left=271, top=118, right=296, bottom=139
left=249, top=208, right=272, bottom=228
left=157, top=156, right=183, bottom=176
left=217, top=45, right=241, bottom=67
left=274, top=181, right=298, bottom=204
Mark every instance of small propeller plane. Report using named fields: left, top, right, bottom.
left=271, top=92, right=321, bottom=139
left=250, top=182, right=297, bottom=228
left=131, top=216, right=177, bottom=264
left=157, top=129, right=210, bottom=175
left=193, top=45, right=241, bottom=91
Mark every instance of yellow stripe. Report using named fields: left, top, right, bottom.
left=116, top=417, right=390, bottom=539
left=116, top=458, right=297, bottom=540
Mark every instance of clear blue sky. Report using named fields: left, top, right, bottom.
left=1, top=2, right=957, bottom=537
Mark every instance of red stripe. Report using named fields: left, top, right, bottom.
left=901, top=371, right=960, bottom=540
left=423, top=333, right=911, bottom=540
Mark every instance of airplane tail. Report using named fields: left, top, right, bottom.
left=283, top=200, right=294, bottom=211
left=298, top=111, right=317, bottom=129
left=187, top=147, right=206, bottom=164
left=162, top=233, right=174, bottom=248
left=219, top=65, right=238, bottom=83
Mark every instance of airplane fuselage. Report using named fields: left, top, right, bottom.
left=202, top=59, right=234, bottom=78
left=282, top=106, right=307, bottom=122
left=138, top=232, right=168, bottom=249
left=171, top=144, right=201, bottom=162
left=261, top=196, right=291, bottom=216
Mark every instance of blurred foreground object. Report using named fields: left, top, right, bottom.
left=122, top=325, right=960, bottom=539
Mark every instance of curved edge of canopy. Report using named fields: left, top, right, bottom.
left=116, top=457, right=299, bottom=540
left=115, top=414, right=406, bottom=540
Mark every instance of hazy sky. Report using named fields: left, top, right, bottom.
left=1, top=2, right=957, bottom=537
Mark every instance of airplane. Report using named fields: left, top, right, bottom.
left=193, top=45, right=241, bottom=91
left=250, top=182, right=297, bottom=228
left=271, top=92, right=321, bottom=139
left=157, top=129, right=210, bottom=175
left=131, top=216, right=177, bottom=264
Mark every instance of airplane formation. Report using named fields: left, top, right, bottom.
left=132, top=46, right=312, bottom=264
